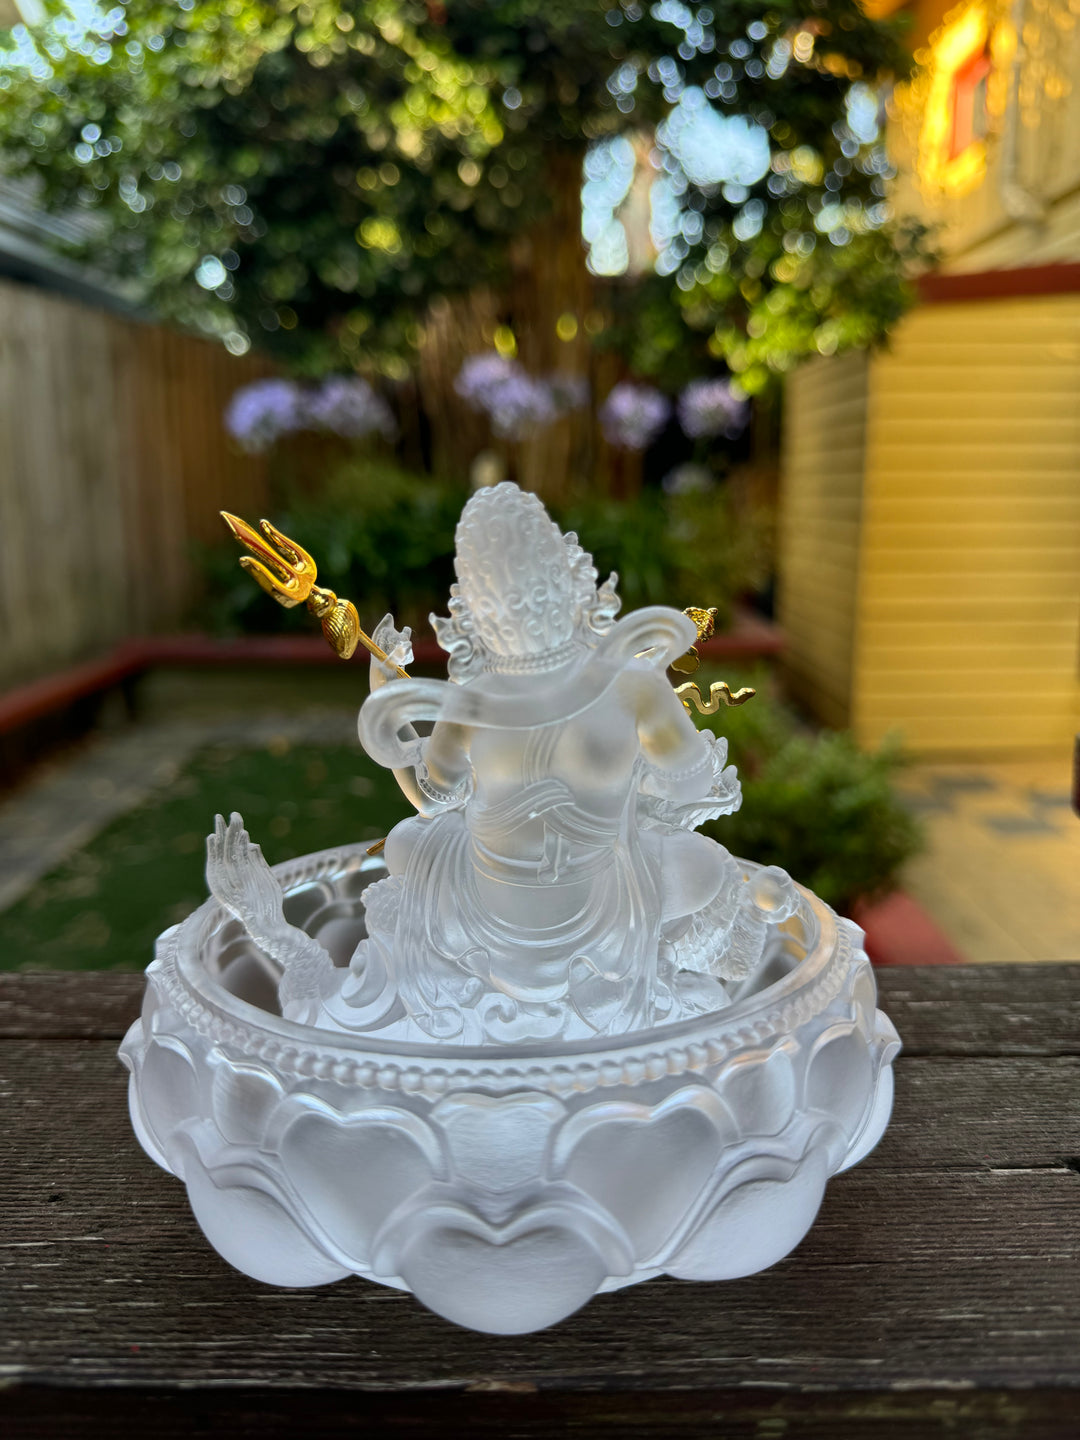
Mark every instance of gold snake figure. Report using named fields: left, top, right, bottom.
left=675, top=679, right=756, bottom=715
left=671, top=606, right=755, bottom=716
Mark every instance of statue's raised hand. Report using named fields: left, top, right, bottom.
left=205, top=813, right=335, bottom=1023
left=370, top=613, right=413, bottom=690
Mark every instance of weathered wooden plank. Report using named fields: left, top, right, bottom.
left=4, top=1384, right=1080, bottom=1440
left=874, top=965, right=1080, bottom=1057
left=4, top=1150, right=1078, bottom=1394
left=2, top=969, right=1079, bottom=1435
left=1, top=1035, right=1078, bottom=1395
left=0, top=973, right=143, bottom=1040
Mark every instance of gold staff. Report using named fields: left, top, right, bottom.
left=220, top=511, right=409, bottom=857
left=220, top=512, right=409, bottom=677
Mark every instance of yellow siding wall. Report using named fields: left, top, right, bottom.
left=778, top=6, right=1080, bottom=754
left=853, top=295, right=1080, bottom=753
left=777, top=350, right=870, bottom=729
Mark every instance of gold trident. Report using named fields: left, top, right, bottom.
left=671, top=605, right=756, bottom=716
left=220, top=512, right=409, bottom=676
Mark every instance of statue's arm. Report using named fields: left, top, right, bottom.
left=366, top=615, right=429, bottom=812
left=366, top=615, right=471, bottom=814
left=421, top=719, right=472, bottom=795
left=632, top=671, right=714, bottom=801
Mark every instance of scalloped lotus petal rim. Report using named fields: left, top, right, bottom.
left=120, top=843, right=901, bottom=1335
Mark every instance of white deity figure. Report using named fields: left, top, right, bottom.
left=128, top=487, right=897, bottom=1333
left=206, top=483, right=798, bottom=1043
left=302, top=482, right=794, bottom=1045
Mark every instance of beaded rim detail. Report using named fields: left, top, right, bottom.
left=148, top=844, right=859, bottom=1101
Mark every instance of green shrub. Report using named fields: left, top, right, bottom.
left=558, top=487, right=770, bottom=624
left=200, top=463, right=770, bottom=636
left=695, top=669, right=923, bottom=912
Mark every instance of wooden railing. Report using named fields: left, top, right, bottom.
left=4, top=964, right=1077, bottom=1435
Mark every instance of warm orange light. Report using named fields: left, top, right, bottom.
left=917, top=3, right=1004, bottom=196
left=858, top=0, right=909, bottom=17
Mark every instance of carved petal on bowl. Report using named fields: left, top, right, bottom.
left=277, top=1106, right=441, bottom=1267
left=179, top=1138, right=350, bottom=1288
left=804, top=1022, right=874, bottom=1142
left=553, top=1087, right=737, bottom=1260
left=137, top=1036, right=203, bottom=1177
left=120, top=1039, right=172, bottom=1174
left=389, top=1196, right=626, bottom=1335
left=715, top=1041, right=798, bottom=1138
left=847, top=956, right=879, bottom=1027
left=432, top=1092, right=566, bottom=1193
left=874, top=1009, right=902, bottom=1066
left=838, top=1060, right=895, bottom=1174
left=208, top=1055, right=286, bottom=1147
left=665, top=1146, right=828, bottom=1281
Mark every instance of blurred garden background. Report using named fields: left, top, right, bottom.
left=0, top=0, right=1076, bottom=973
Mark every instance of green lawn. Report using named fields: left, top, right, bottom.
left=0, top=661, right=922, bottom=972
left=0, top=740, right=410, bottom=972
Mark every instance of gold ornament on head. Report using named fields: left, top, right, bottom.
left=670, top=605, right=717, bottom=675
left=672, top=605, right=755, bottom=716
left=220, top=512, right=408, bottom=675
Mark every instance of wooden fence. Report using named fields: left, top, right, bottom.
left=0, top=280, right=270, bottom=689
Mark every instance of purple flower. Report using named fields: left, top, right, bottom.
left=306, top=376, right=397, bottom=441
left=487, top=374, right=557, bottom=438
left=662, top=462, right=715, bottom=496
left=599, top=382, right=671, bottom=450
left=677, top=378, right=750, bottom=440
left=455, top=352, right=558, bottom=439
left=224, top=379, right=306, bottom=453
left=455, top=352, right=521, bottom=404
left=224, top=375, right=396, bottom=452
left=547, top=373, right=590, bottom=414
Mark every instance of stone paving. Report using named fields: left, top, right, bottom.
left=0, top=690, right=359, bottom=915
left=895, top=759, right=1080, bottom=964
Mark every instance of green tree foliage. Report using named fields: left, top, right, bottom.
left=1, top=0, right=924, bottom=386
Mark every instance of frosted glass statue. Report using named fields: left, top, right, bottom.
left=121, top=482, right=900, bottom=1334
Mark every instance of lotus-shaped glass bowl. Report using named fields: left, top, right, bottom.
left=120, top=844, right=900, bottom=1334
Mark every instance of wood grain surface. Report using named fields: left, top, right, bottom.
left=2, top=966, right=1078, bottom=1438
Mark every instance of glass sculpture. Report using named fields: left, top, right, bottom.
left=120, top=482, right=899, bottom=1334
